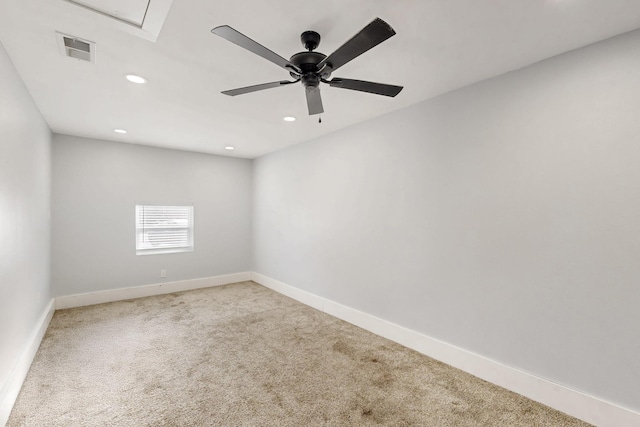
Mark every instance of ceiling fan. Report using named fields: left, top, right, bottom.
left=211, top=18, right=403, bottom=116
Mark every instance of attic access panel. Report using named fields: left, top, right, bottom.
left=66, top=0, right=149, bottom=26
left=63, top=0, right=173, bottom=42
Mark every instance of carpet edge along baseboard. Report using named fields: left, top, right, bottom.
left=250, top=271, right=640, bottom=427
left=0, top=298, right=55, bottom=427
left=54, top=272, right=253, bottom=309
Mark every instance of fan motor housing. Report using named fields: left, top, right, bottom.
left=289, top=51, right=331, bottom=80
left=290, top=51, right=325, bottom=70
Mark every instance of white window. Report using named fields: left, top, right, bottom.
left=135, top=205, right=194, bottom=255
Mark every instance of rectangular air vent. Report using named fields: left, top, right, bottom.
left=56, top=32, right=96, bottom=63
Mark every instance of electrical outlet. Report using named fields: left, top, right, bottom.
left=160, top=269, right=166, bottom=278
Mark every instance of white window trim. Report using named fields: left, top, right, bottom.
left=135, top=205, right=194, bottom=256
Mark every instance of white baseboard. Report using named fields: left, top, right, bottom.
left=251, top=272, right=640, bottom=427
left=0, top=298, right=55, bottom=427
left=56, top=272, right=252, bottom=309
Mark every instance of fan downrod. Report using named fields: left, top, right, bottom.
left=301, top=30, right=321, bottom=51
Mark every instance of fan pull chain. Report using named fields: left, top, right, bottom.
left=319, top=115, right=322, bottom=124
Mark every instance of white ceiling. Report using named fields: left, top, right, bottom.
left=1, top=0, right=640, bottom=159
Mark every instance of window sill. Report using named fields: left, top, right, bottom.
left=136, top=247, right=194, bottom=256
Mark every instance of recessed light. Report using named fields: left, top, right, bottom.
left=225, top=146, right=235, bottom=150
left=283, top=116, right=296, bottom=122
left=114, top=129, right=127, bottom=134
left=125, top=74, right=147, bottom=84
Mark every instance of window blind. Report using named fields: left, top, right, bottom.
left=135, top=205, right=194, bottom=255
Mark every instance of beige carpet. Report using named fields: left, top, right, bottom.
left=9, top=281, right=591, bottom=426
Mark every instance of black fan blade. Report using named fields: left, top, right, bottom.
left=212, top=25, right=301, bottom=74
left=318, top=18, right=396, bottom=73
left=328, top=78, right=403, bottom=97
left=222, top=80, right=298, bottom=96
left=305, top=87, right=324, bottom=115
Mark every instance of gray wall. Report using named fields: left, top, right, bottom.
left=252, top=30, right=640, bottom=411
left=52, top=135, right=252, bottom=296
left=0, top=42, right=51, bottom=397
